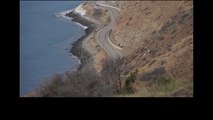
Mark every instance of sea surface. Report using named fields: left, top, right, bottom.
left=20, top=1, right=85, bottom=96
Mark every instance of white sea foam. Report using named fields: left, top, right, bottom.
left=72, top=3, right=98, bottom=26
left=55, top=3, right=91, bottom=30
left=55, top=10, right=88, bottom=30
left=71, top=54, right=82, bottom=65
left=55, top=9, right=73, bottom=21
left=74, top=22, right=88, bottom=29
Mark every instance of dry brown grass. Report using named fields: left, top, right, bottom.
left=94, top=49, right=107, bottom=73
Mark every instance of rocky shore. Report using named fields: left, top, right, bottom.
left=66, top=11, right=96, bottom=70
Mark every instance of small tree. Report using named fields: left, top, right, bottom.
left=122, top=69, right=138, bottom=94
left=101, top=58, right=122, bottom=93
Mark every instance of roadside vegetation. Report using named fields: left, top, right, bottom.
left=34, top=68, right=114, bottom=97
left=33, top=57, right=124, bottom=97
left=117, top=76, right=193, bottom=97
left=120, top=69, right=138, bottom=95
left=31, top=57, right=192, bottom=97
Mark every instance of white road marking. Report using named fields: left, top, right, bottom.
left=107, top=32, right=123, bottom=50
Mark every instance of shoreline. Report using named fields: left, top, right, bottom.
left=23, top=4, right=97, bottom=97
left=66, top=10, right=97, bottom=70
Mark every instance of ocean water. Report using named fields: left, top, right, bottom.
left=20, top=1, right=85, bottom=96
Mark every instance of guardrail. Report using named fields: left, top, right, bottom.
left=108, top=30, right=123, bottom=50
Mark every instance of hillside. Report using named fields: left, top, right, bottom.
left=109, top=1, right=193, bottom=96
left=25, top=1, right=193, bottom=97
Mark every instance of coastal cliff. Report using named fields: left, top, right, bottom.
left=26, top=1, right=193, bottom=97
left=75, top=1, right=193, bottom=96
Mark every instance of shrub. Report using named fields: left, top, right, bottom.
left=121, top=69, right=138, bottom=94
left=146, top=77, right=189, bottom=97
left=34, top=58, right=124, bottom=97
left=35, top=68, right=114, bottom=97
left=101, top=58, right=122, bottom=93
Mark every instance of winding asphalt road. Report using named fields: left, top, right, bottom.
left=93, top=2, right=123, bottom=59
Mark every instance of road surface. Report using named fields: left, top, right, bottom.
left=93, top=2, right=123, bottom=59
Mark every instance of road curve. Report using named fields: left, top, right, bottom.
left=93, top=2, right=123, bottom=59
